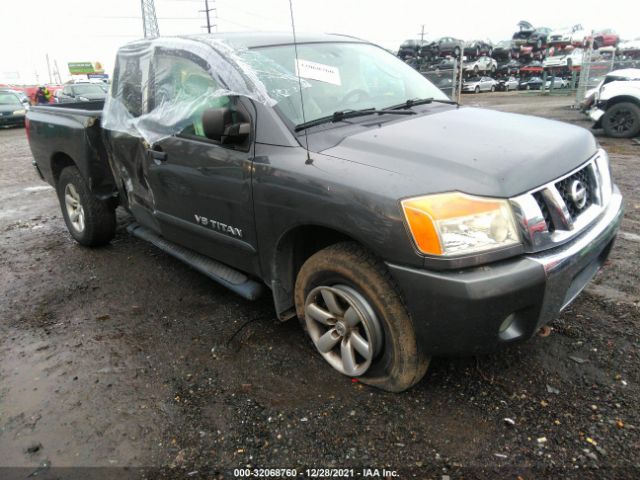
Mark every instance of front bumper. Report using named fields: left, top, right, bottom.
left=387, top=187, right=623, bottom=356
left=589, top=107, right=605, bottom=123
left=0, top=114, right=25, bottom=127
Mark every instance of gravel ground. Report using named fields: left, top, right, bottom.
left=0, top=92, right=638, bottom=479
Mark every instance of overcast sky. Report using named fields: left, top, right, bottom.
left=1, top=0, right=637, bottom=84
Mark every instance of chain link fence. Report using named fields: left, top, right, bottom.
left=576, top=44, right=640, bottom=103
left=418, top=59, right=460, bottom=101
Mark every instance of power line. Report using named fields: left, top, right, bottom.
left=88, top=16, right=201, bottom=20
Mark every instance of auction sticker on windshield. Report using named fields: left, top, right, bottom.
left=295, top=59, right=342, bottom=86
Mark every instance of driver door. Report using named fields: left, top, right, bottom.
left=144, top=51, right=260, bottom=275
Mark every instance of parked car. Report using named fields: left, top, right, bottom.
left=512, top=21, right=551, bottom=50
left=0, top=88, right=30, bottom=109
left=424, top=37, right=465, bottom=58
left=421, top=56, right=457, bottom=72
left=496, top=77, right=519, bottom=91
left=519, top=61, right=544, bottom=77
left=464, top=56, right=497, bottom=74
left=548, top=24, right=588, bottom=47
left=398, top=39, right=427, bottom=60
left=497, top=59, right=522, bottom=75
left=543, top=47, right=584, bottom=69
left=545, top=77, right=568, bottom=89
left=491, top=40, right=513, bottom=61
left=519, top=77, right=544, bottom=90
left=53, top=89, right=65, bottom=104
left=56, top=83, right=107, bottom=103
left=618, top=39, right=640, bottom=57
left=462, top=76, right=497, bottom=93
left=589, top=29, right=620, bottom=49
left=0, top=91, right=27, bottom=127
left=588, top=68, right=640, bottom=137
left=25, top=32, right=623, bottom=392
left=464, top=40, right=492, bottom=59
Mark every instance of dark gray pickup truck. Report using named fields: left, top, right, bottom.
left=26, top=33, right=623, bottom=391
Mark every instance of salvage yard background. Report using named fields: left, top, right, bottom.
left=0, top=93, right=638, bottom=478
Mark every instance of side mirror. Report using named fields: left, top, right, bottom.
left=202, top=107, right=250, bottom=144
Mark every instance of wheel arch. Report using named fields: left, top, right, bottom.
left=605, top=95, right=640, bottom=110
left=50, top=151, right=77, bottom=185
left=269, top=224, right=370, bottom=321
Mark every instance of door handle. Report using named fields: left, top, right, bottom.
left=147, top=149, right=167, bottom=164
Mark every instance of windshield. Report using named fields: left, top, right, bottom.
left=0, top=92, right=22, bottom=106
left=239, top=42, right=448, bottom=127
left=72, top=84, right=105, bottom=95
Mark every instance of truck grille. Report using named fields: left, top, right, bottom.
left=510, top=151, right=612, bottom=253
left=555, top=166, right=595, bottom=218
left=533, top=191, right=554, bottom=232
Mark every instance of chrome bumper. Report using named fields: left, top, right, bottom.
left=527, top=185, right=623, bottom=326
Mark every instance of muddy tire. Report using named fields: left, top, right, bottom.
left=294, top=242, right=430, bottom=392
left=57, top=166, right=116, bottom=246
left=602, top=102, right=640, bottom=139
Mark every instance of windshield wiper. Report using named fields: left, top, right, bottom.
left=386, top=97, right=459, bottom=110
left=295, top=108, right=415, bottom=132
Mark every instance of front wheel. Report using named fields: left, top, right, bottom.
left=57, top=166, right=116, bottom=246
left=475, top=86, right=480, bottom=93
left=602, top=102, right=640, bottom=138
left=295, top=242, right=430, bottom=392
left=490, top=85, right=496, bottom=92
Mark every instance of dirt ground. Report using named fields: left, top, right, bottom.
left=0, top=92, right=638, bottom=479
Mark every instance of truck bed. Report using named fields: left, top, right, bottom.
left=26, top=100, right=116, bottom=198
left=29, top=100, right=105, bottom=117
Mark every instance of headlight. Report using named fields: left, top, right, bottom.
left=401, top=192, right=521, bottom=256
left=78, top=96, right=90, bottom=101
left=12, top=109, right=26, bottom=115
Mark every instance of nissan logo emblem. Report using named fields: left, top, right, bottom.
left=569, top=180, right=587, bottom=209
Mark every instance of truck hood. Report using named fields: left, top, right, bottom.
left=321, top=106, right=597, bottom=198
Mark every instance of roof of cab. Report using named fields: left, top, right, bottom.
left=184, top=31, right=368, bottom=49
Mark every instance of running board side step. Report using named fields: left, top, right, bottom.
left=127, top=223, right=264, bottom=301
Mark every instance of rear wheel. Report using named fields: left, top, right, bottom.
left=602, top=102, right=640, bottom=138
left=57, top=166, right=116, bottom=246
left=475, top=86, right=480, bottom=93
left=295, top=242, right=430, bottom=392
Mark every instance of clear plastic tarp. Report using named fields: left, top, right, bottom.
left=102, top=35, right=302, bottom=144
left=102, top=35, right=449, bottom=144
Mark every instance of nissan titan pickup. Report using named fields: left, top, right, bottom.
left=26, top=33, right=623, bottom=391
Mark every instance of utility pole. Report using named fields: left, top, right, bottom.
left=53, top=60, right=62, bottom=84
left=46, top=54, right=53, bottom=84
left=418, top=25, right=425, bottom=43
left=141, top=0, right=160, bottom=38
left=200, top=0, right=216, bottom=33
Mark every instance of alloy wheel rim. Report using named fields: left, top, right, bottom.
left=64, top=183, right=85, bottom=233
left=304, top=285, right=383, bottom=377
left=609, top=111, right=634, bottom=133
